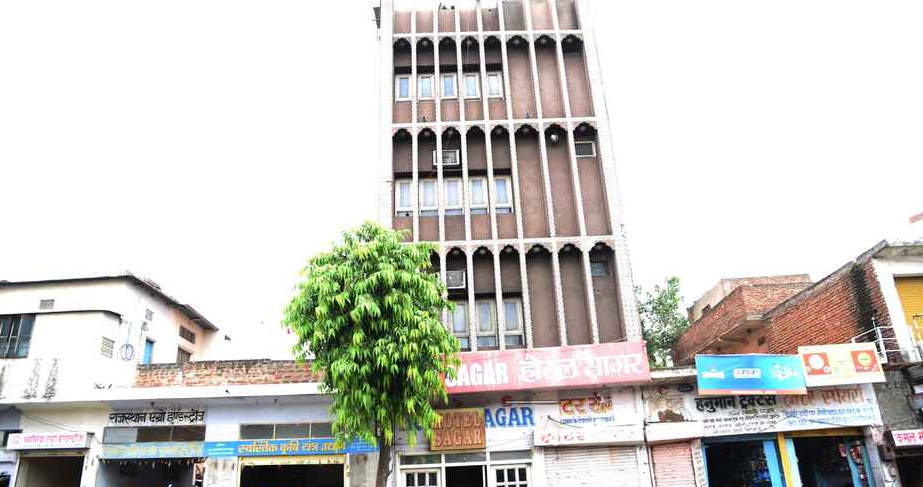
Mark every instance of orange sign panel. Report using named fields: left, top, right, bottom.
left=798, top=343, right=885, bottom=387
left=431, top=408, right=486, bottom=451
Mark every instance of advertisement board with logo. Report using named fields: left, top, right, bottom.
left=696, top=354, right=806, bottom=395
left=798, top=343, right=885, bottom=387
left=6, top=432, right=91, bottom=450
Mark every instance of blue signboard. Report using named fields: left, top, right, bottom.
left=696, top=354, right=806, bottom=395
left=203, top=438, right=378, bottom=458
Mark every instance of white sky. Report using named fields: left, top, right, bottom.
left=1, top=1, right=921, bottom=354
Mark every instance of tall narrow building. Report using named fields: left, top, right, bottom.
left=377, top=2, right=654, bottom=486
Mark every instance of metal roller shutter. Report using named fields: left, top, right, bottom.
left=651, top=442, right=696, bottom=487
left=544, top=446, right=639, bottom=487
left=896, top=277, right=923, bottom=340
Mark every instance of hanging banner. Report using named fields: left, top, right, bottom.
left=445, top=342, right=650, bottom=394
left=696, top=355, right=806, bottom=395
left=101, top=442, right=204, bottom=459
left=799, top=343, right=885, bottom=387
left=203, top=438, right=377, bottom=458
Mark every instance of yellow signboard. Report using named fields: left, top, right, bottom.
left=798, top=343, right=885, bottom=387
left=431, top=408, right=486, bottom=451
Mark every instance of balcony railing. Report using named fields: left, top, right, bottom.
left=851, top=325, right=922, bottom=364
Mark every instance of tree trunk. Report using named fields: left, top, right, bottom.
left=376, top=437, right=392, bottom=487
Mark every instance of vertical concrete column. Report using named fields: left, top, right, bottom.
left=581, top=244, right=600, bottom=343
left=378, top=1, right=396, bottom=230
left=550, top=248, right=568, bottom=345
left=466, top=247, right=478, bottom=351
left=577, top=0, right=641, bottom=340
left=519, top=243, right=534, bottom=348
left=410, top=26, right=420, bottom=242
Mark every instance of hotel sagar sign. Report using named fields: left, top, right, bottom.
left=445, top=342, right=650, bottom=394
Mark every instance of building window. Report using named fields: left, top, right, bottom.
left=444, top=178, right=463, bottom=216
left=493, top=176, right=513, bottom=214
left=574, top=140, right=596, bottom=157
left=503, top=299, right=524, bottom=349
left=418, top=75, right=434, bottom=99
left=176, top=348, right=192, bottom=364
left=487, top=72, right=503, bottom=98
left=145, top=308, right=154, bottom=321
left=451, top=302, right=470, bottom=351
left=476, top=301, right=498, bottom=349
left=103, top=426, right=205, bottom=444
left=101, top=337, right=115, bottom=358
left=469, top=178, right=488, bottom=214
left=0, top=315, right=34, bottom=359
left=38, top=299, right=55, bottom=310
left=179, top=326, right=196, bottom=343
left=590, top=260, right=609, bottom=277
left=142, top=339, right=154, bottom=365
left=240, top=422, right=334, bottom=440
left=420, top=180, right=438, bottom=216
left=463, top=73, right=480, bottom=98
left=395, top=75, right=411, bottom=100
left=441, top=73, right=457, bottom=98
left=396, top=180, right=414, bottom=217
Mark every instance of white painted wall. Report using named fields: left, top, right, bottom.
left=872, top=256, right=923, bottom=360
left=0, top=279, right=219, bottom=400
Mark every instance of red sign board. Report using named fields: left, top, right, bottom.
left=445, top=342, right=650, bottom=394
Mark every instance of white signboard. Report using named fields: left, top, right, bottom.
left=892, top=429, right=923, bottom=448
left=695, top=385, right=880, bottom=436
left=108, top=409, right=205, bottom=427
left=645, top=384, right=881, bottom=439
left=6, top=432, right=91, bottom=450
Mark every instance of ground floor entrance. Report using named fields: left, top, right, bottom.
left=702, top=431, right=873, bottom=487
left=240, top=464, right=342, bottom=487
left=896, top=451, right=923, bottom=487
left=399, top=450, right=531, bottom=487
left=97, top=458, right=203, bottom=487
left=14, top=455, right=84, bottom=487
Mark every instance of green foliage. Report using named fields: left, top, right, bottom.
left=284, top=222, right=460, bottom=452
left=637, top=276, right=689, bottom=368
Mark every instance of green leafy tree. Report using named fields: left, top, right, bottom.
left=637, top=276, right=689, bottom=368
left=284, top=222, right=460, bottom=487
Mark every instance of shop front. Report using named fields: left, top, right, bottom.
left=645, top=381, right=883, bottom=487
left=97, top=408, right=208, bottom=487
left=6, top=431, right=92, bottom=487
left=204, top=437, right=376, bottom=487
left=889, top=429, right=923, bottom=486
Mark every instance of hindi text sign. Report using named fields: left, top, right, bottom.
left=6, top=432, right=91, bottom=450
left=445, top=342, right=650, bottom=394
left=893, top=430, right=923, bottom=447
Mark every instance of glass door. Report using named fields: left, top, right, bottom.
left=404, top=469, right=440, bottom=487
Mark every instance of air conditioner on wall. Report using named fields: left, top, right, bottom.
left=446, top=270, right=466, bottom=290
left=432, top=149, right=461, bottom=168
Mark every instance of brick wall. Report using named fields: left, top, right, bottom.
left=673, top=283, right=811, bottom=365
left=765, top=260, right=890, bottom=354
left=134, top=359, right=322, bottom=388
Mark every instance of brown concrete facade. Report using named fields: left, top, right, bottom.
left=379, top=0, right=640, bottom=351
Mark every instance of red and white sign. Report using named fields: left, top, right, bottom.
left=6, top=432, right=91, bottom=450
left=534, top=424, right=643, bottom=446
left=445, top=342, right=650, bottom=394
left=799, top=343, right=885, bottom=387
left=892, top=429, right=923, bottom=448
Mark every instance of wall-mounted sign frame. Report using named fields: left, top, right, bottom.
left=798, top=343, right=885, bottom=387
left=431, top=408, right=486, bottom=451
left=696, top=354, right=806, bottom=395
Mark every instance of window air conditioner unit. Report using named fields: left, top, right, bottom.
left=446, top=270, right=466, bottom=290
left=433, top=149, right=461, bottom=168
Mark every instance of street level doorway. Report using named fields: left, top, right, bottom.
left=704, top=440, right=783, bottom=487
left=14, top=455, right=84, bottom=487
left=792, top=436, right=872, bottom=487
left=446, top=465, right=484, bottom=487
left=240, top=464, right=342, bottom=487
